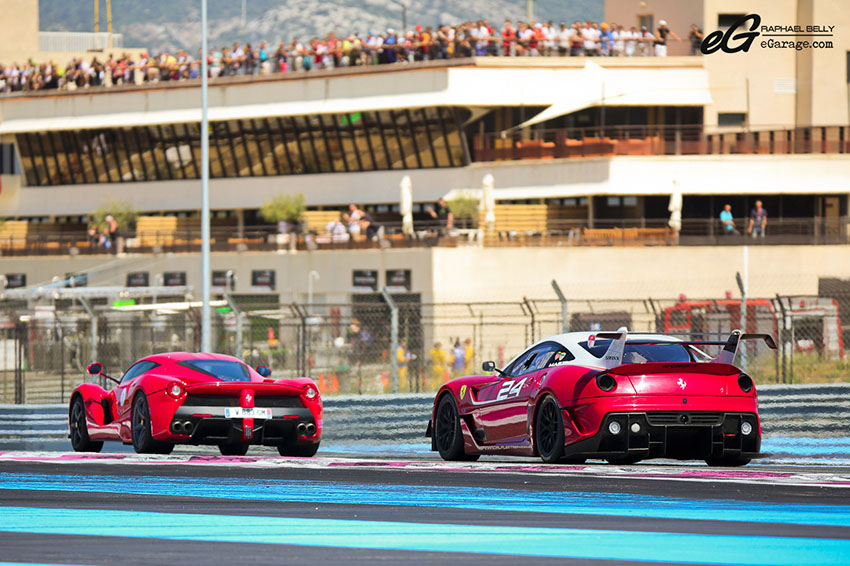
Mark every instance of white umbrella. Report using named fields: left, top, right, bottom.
left=668, top=182, right=683, bottom=236
left=482, top=173, right=496, bottom=233
left=400, top=175, right=414, bottom=237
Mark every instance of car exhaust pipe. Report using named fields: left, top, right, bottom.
left=173, top=421, right=184, bottom=433
left=305, top=423, right=316, bottom=436
left=183, top=421, right=194, bottom=434
left=296, top=423, right=307, bottom=435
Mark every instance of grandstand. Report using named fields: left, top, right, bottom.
left=0, top=0, right=847, bottom=306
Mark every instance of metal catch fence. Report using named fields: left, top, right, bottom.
left=0, top=290, right=846, bottom=404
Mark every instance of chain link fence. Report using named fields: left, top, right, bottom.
left=0, top=290, right=846, bottom=404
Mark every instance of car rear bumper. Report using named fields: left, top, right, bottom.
left=167, top=406, right=319, bottom=446
left=564, top=411, right=761, bottom=460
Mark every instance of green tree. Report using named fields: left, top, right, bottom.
left=91, top=198, right=138, bottom=230
left=260, top=193, right=306, bottom=232
left=448, top=196, right=479, bottom=228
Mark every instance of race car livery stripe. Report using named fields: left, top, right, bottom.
left=0, top=506, right=847, bottom=565
left=2, top=473, right=850, bottom=528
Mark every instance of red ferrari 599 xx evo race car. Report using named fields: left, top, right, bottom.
left=69, top=352, right=322, bottom=456
left=427, top=329, right=775, bottom=466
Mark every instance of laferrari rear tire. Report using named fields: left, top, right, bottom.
left=69, top=396, right=103, bottom=453
left=434, top=394, right=478, bottom=461
left=536, top=395, right=565, bottom=463
left=219, top=441, right=250, bottom=456
left=278, top=443, right=319, bottom=457
left=705, top=455, right=751, bottom=467
left=131, top=393, right=172, bottom=455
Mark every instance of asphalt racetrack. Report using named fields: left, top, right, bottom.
left=1, top=444, right=849, bottom=566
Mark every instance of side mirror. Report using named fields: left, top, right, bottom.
left=256, top=365, right=272, bottom=378
left=87, top=362, right=103, bottom=375
left=482, top=361, right=496, bottom=372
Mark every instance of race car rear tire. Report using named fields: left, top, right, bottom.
left=278, top=442, right=319, bottom=457
left=705, top=455, right=751, bottom=467
left=69, top=396, right=103, bottom=453
left=535, top=395, right=565, bottom=463
left=131, top=393, right=171, bottom=454
left=434, top=394, right=478, bottom=461
left=219, top=441, right=250, bottom=456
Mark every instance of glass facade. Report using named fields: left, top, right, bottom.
left=15, top=107, right=470, bottom=186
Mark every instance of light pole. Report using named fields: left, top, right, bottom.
left=307, top=270, right=320, bottom=314
left=200, top=0, right=212, bottom=352
left=392, top=1, right=407, bottom=32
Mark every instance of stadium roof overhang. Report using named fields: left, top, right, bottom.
left=0, top=62, right=712, bottom=134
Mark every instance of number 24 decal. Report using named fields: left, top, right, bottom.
left=496, top=377, right=528, bottom=401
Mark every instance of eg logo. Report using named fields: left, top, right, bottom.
left=701, top=13, right=761, bottom=54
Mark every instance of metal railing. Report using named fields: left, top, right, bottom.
left=472, top=125, right=850, bottom=161
left=0, top=292, right=845, bottom=403
left=38, top=32, right=124, bottom=53
left=0, top=216, right=846, bottom=256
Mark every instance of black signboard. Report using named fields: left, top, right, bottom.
left=126, top=272, right=150, bottom=287
left=385, top=269, right=411, bottom=292
left=352, top=270, right=378, bottom=292
left=4, top=273, right=26, bottom=288
left=251, top=269, right=276, bottom=290
left=163, top=271, right=187, bottom=286
left=65, top=273, right=88, bottom=287
left=212, top=270, right=236, bottom=290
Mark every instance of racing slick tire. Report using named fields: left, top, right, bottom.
left=219, top=441, right=250, bottom=456
left=278, top=442, right=320, bottom=457
left=434, top=394, right=479, bottom=461
left=535, top=395, right=566, bottom=463
left=705, top=454, right=751, bottom=467
left=131, top=392, right=173, bottom=455
left=69, top=396, right=103, bottom=453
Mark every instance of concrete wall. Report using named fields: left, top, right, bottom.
left=0, top=0, right=39, bottom=63
left=7, top=153, right=848, bottom=216
left=2, top=245, right=847, bottom=303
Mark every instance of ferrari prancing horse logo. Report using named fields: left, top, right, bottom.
left=677, top=378, right=687, bottom=390
left=460, top=385, right=467, bottom=400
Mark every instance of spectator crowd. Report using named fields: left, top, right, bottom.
left=0, top=18, right=702, bottom=94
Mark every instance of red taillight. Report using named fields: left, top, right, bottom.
left=303, top=385, right=318, bottom=400
left=166, top=382, right=184, bottom=399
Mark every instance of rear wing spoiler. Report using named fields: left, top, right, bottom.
left=592, top=328, right=776, bottom=368
left=709, top=330, right=777, bottom=365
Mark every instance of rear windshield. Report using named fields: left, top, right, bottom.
left=579, top=340, right=695, bottom=363
left=181, top=360, right=251, bottom=381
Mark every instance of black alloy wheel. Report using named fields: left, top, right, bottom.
left=536, top=395, right=565, bottom=463
left=434, top=395, right=478, bottom=461
left=131, top=393, right=174, bottom=454
left=69, top=397, right=103, bottom=453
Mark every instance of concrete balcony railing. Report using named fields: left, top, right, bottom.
left=0, top=217, right=846, bottom=257
left=38, top=32, right=124, bottom=53
left=473, top=125, right=850, bottom=161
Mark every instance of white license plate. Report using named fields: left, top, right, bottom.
left=224, top=407, right=273, bottom=419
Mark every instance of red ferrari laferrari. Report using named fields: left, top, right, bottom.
left=427, top=329, right=775, bottom=466
left=69, top=352, right=322, bottom=456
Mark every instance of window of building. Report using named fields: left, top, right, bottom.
left=0, top=143, right=20, bottom=175
left=718, top=112, right=747, bottom=127
left=15, top=107, right=471, bottom=187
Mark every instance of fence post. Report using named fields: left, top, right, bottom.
left=381, top=288, right=399, bottom=394
left=291, top=303, right=308, bottom=377
left=223, top=271, right=243, bottom=358
left=14, top=322, right=25, bottom=404
left=79, top=296, right=98, bottom=371
left=736, top=253, right=748, bottom=372
left=523, top=297, right=536, bottom=343
left=551, top=279, right=568, bottom=333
